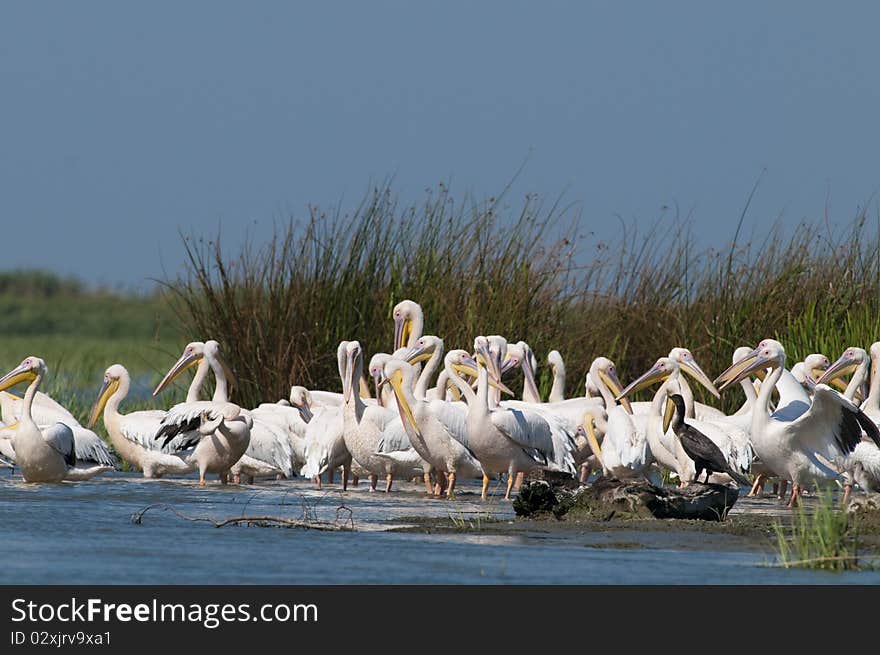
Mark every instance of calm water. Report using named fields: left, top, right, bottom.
left=1, top=470, right=877, bottom=585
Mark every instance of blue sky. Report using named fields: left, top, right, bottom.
left=2, top=2, right=879, bottom=288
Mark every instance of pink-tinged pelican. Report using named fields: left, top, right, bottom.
left=392, top=299, right=424, bottom=352
left=0, top=357, right=112, bottom=482
left=715, top=339, right=880, bottom=507
left=547, top=350, right=566, bottom=403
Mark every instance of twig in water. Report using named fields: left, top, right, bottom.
left=130, top=503, right=353, bottom=531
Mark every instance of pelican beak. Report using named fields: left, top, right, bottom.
left=617, top=364, right=674, bottom=412
left=578, top=416, right=603, bottom=467
left=816, top=355, right=858, bottom=391
left=88, top=377, right=119, bottom=428
left=0, top=364, right=38, bottom=393
left=714, top=347, right=770, bottom=391
left=403, top=344, right=432, bottom=365
left=394, top=316, right=412, bottom=351
left=455, top=354, right=515, bottom=396
left=343, top=349, right=357, bottom=403
left=680, top=358, right=721, bottom=399
left=521, top=354, right=542, bottom=403
left=359, top=375, right=372, bottom=399
left=388, top=369, right=421, bottom=438
left=500, top=354, right=520, bottom=375
left=153, top=350, right=201, bottom=396
left=662, top=396, right=675, bottom=433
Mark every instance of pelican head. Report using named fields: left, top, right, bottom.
left=818, top=347, right=868, bottom=389
left=342, top=341, right=363, bottom=403
left=402, top=335, right=443, bottom=366
left=88, top=364, right=127, bottom=428
left=668, top=347, right=721, bottom=399
left=446, top=349, right=514, bottom=397
left=368, top=352, right=393, bottom=397
left=0, top=356, right=46, bottom=393
left=576, top=408, right=604, bottom=467
left=384, top=359, right=421, bottom=438
left=589, top=357, right=632, bottom=413
left=548, top=349, right=564, bottom=374
left=714, top=339, right=785, bottom=391
left=153, top=340, right=236, bottom=397
left=474, top=335, right=506, bottom=385
left=289, top=386, right=314, bottom=422
left=392, top=299, right=423, bottom=351
left=503, top=341, right=541, bottom=402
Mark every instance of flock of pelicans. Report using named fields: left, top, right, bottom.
left=2, top=299, right=880, bottom=509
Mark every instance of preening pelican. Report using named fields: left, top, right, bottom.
left=715, top=339, right=880, bottom=507
left=384, top=354, right=483, bottom=497
left=0, top=357, right=112, bottom=482
left=340, top=341, right=424, bottom=492
left=152, top=341, right=252, bottom=485
left=154, top=340, right=291, bottom=482
left=88, top=364, right=193, bottom=478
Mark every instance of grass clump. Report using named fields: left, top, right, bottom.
left=772, top=491, right=871, bottom=571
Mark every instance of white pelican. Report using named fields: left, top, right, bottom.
left=154, top=340, right=292, bottom=482
left=817, top=346, right=880, bottom=499
left=547, top=350, right=566, bottom=403
left=340, top=341, right=424, bottom=492
left=1, top=390, right=116, bottom=469
left=618, top=357, right=752, bottom=486
left=715, top=339, right=880, bottom=507
left=299, top=343, right=355, bottom=489
left=450, top=337, right=576, bottom=500
left=0, top=357, right=112, bottom=482
left=88, top=364, right=193, bottom=478
left=152, top=342, right=252, bottom=485
left=383, top=354, right=483, bottom=497
left=392, top=299, right=424, bottom=351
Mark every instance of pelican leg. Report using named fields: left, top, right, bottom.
left=423, top=472, right=433, bottom=496
left=232, top=472, right=241, bottom=485
left=842, top=484, right=852, bottom=507
left=342, top=464, right=349, bottom=492
left=385, top=473, right=393, bottom=493
left=328, top=469, right=335, bottom=484
left=748, top=474, right=765, bottom=497
left=579, top=464, right=590, bottom=484
left=513, top=471, right=525, bottom=491
left=447, top=472, right=457, bottom=499
left=772, top=482, right=779, bottom=496
left=786, top=484, right=800, bottom=508
left=481, top=473, right=490, bottom=501
left=314, top=475, right=322, bottom=490
left=199, top=470, right=207, bottom=486
left=778, top=480, right=788, bottom=501
left=505, top=473, right=516, bottom=500
left=351, top=475, right=360, bottom=487
left=433, top=472, right=447, bottom=497
left=369, top=474, right=378, bottom=492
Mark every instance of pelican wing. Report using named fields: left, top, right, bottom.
left=244, top=417, right=294, bottom=477
left=377, top=418, right=413, bottom=454
left=428, top=399, right=472, bottom=450
left=1, top=391, right=78, bottom=426
left=491, top=407, right=576, bottom=473
left=68, top=425, right=117, bottom=468
left=155, top=401, right=240, bottom=451
left=43, top=422, right=76, bottom=467
left=789, top=385, right=880, bottom=459
left=118, top=410, right=168, bottom=449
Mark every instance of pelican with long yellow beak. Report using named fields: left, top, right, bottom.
left=88, top=364, right=193, bottom=478
left=0, top=357, right=112, bottom=482
left=714, top=339, right=880, bottom=507
left=382, top=352, right=484, bottom=497
left=392, top=299, right=424, bottom=352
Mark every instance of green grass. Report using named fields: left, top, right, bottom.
left=160, top=182, right=880, bottom=411
left=771, top=491, right=870, bottom=571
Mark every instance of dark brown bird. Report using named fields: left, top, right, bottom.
left=669, top=394, right=751, bottom=486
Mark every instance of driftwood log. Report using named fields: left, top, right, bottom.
left=514, top=477, right=739, bottom=522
